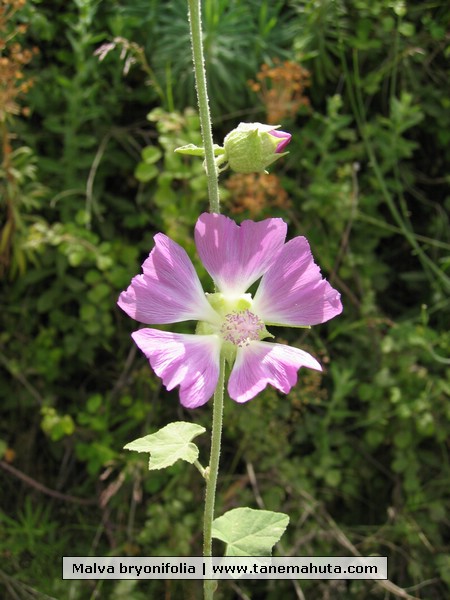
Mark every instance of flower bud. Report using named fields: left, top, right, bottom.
left=223, top=123, right=291, bottom=173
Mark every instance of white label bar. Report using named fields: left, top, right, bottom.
left=62, top=556, right=388, bottom=580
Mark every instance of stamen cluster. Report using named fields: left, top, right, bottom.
left=220, top=310, right=265, bottom=347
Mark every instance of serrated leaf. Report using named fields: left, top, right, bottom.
left=212, top=508, right=289, bottom=556
left=124, top=421, right=206, bottom=470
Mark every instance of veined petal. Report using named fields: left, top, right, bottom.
left=228, top=341, right=322, bottom=403
left=132, top=329, right=221, bottom=408
left=118, top=233, right=219, bottom=325
left=252, top=237, right=343, bottom=326
left=195, top=213, right=287, bottom=296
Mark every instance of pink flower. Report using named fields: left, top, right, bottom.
left=118, top=213, right=342, bottom=408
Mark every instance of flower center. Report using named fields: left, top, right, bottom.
left=220, top=310, right=265, bottom=347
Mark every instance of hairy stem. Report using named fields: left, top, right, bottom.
left=202, top=357, right=225, bottom=600
left=187, top=4, right=224, bottom=598
left=187, top=0, right=220, bottom=213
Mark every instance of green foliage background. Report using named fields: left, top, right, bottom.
left=1, top=0, right=449, bottom=599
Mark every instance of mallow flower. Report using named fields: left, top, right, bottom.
left=118, top=213, right=342, bottom=408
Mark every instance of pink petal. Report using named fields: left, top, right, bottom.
left=228, top=341, right=322, bottom=403
left=252, top=236, right=343, bottom=326
left=195, top=213, right=287, bottom=295
left=118, top=233, right=219, bottom=325
left=269, top=129, right=292, bottom=153
left=132, top=329, right=221, bottom=408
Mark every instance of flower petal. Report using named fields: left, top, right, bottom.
left=269, top=129, right=292, bottom=153
left=252, top=236, right=343, bottom=326
left=195, top=213, right=287, bottom=295
left=132, top=329, right=221, bottom=408
left=118, top=233, right=219, bottom=325
left=228, top=341, right=322, bottom=403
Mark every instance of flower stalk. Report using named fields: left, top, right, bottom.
left=187, top=0, right=220, bottom=214
left=188, top=2, right=222, bottom=597
left=202, top=356, right=225, bottom=600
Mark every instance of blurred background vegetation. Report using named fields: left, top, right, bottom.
left=1, top=0, right=449, bottom=598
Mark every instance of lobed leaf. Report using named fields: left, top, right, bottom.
left=124, top=421, right=206, bottom=470
left=212, top=507, right=289, bottom=556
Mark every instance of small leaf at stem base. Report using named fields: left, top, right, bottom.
left=124, top=421, right=206, bottom=470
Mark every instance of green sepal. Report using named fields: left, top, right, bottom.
left=264, top=322, right=311, bottom=329
left=175, top=144, right=225, bottom=156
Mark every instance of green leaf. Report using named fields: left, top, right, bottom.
left=124, top=421, right=206, bottom=470
left=0, top=439, right=7, bottom=459
left=134, top=162, right=158, bottom=182
left=175, top=144, right=205, bottom=156
left=212, top=508, right=289, bottom=556
left=141, top=146, right=163, bottom=164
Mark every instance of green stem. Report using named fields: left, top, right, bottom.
left=187, top=4, right=224, bottom=598
left=187, top=0, right=220, bottom=214
left=203, top=357, right=225, bottom=600
left=193, top=459, right=206, bottom=478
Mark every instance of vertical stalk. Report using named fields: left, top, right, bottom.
left=202, top=357, right=225, bottom=600
left=187, top=0, right=221, bottom=214
left=187, top=4, right=224, bottom=598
